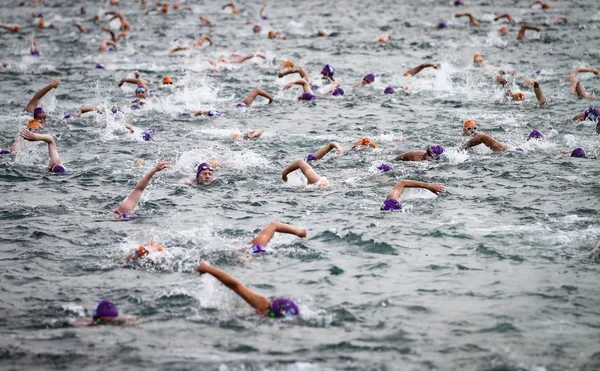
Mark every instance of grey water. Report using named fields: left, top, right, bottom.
left=1, top=0, right=600, bottom=370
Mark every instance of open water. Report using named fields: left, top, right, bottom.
left=1, top=0, right=600, bottom=370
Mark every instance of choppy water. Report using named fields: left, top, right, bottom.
left=1, top=1, right=600, bottom=370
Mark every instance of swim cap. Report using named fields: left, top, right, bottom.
left=253, top=25, right=261, bottom=33
left=584, top=107, right=599, bottom=121
left=33, top=107, right=45, bottom=118
left=427, top=145, right=445, bottom=160
left=282, top=60, right=294, bottom=68
left=51, top=164, right=68, bottom=173
left=142, top=128, right=156, bottom=141
left=463, top=120, right=476, bottom=128
left=0, top=149, right=12, bottom=155
left=528, top=129, right=543, bottom=140
left=437, top=22, right=448, bottom=29
left=363, top=74, right=375, bottom=83
left=111, top=106, right=123, bottom=114
left=30, top=49, right=40, bottom=56
left=163, top=76, right=173, bottom=84
left=321, top=64, right=335, bottom=77
left=499, top=25, right=508, bottom=34
left=233, top=133, right=240, bottom=139
left=332, top=87, right=344, bottom=96
left=380, top=198, right=402, bottom=211
left=377, top=163, right=393, bottom=172
left=207, top=110, right=222, bottom=117
left=268, top=298, right=299, bottom=318
left=384, top=86, right=395, bottom=94
left=93, top=300, right=118, bottom=320
left=63, top=114, right=73, bottom=119
left=310, top=83, right=320, bottom=91
left=305, top=154, right=318, bottom=162
left=248, top=244, right=267, bottom=254
left=454, top=0, right=464, bottom=5
left=27, top=119, right=41, bottom=128
left=300, top=92, right=316, bottom=101
left=236, top=102, right=247, bottom=108
left=329, top=31, right=340, bottom=37
left=473, top=54, right=483, bottom=61
left=95, top=63, right=105, bottom=69
left=571, top=148, right=586, bottom=158
left=268, top=30, right=276, bottom=39
left=131, top=103, right=141, bottom=110
left=512, top=92, right=525, bottom=101
left=196, top=162, right=213, bottom=177
left=355, top=138, right=376, bottom=149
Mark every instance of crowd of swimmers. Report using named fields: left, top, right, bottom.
left=1, top=0, right=599, bottom=325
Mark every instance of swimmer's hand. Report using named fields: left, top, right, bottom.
left=20, top=129, right=40, bottom=141
left=524, top=79, right=536, bottom=87
left=590, top=242, right=600, bottom=263
left=197, top=260, right=210, bottom=274
left=282, top=81, right=294, bottom=91
left=153, top=160, right=170, bottom=172
left=496, top=75, right=508, bottom=86
left=426, top=183, right=445, bottom=195
left=432, top=63, right=441, bottom=70
left=281, top=170, right=289, bottom=182
left=49, top=78, right=60, bottom=89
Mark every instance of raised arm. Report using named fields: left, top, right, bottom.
left=386, top=180, right=445, bottom=200
left=259, top=3, right=268, bottom=19
left=278, top=67, right=309, bottom=81
left=494, top=13, right=514, bottom=22
left=404, top=63, right=441, bottom=76
left=532, top=81, right=547, bottom=105
left=240, top=87, right=273, bottom=105
left=113, top=160, right=169, bottom=215
left=564, top=67, right=598, bottom=82
left=197, top=261, right=270, bottom=314
left=313, top=142, right=343, bottom=159
left=20, top=131, right=62, bottom=169
left=569, top=78, right=589, bottom=99
left=25, top=78, right=60, bottom=114
left=222, top=3, right=240, bottom=14
left=283, top=79, right=311, bottom=93
left=195, top=33, right=213, bottom=46
left=530, top=0, right=550, bottom=9
left=282, top=159, right=320, bottom=184
left=495, top=75, right=514, bottom=97
left=76, top=107, right=100, bottom=117
left=461, top=133, right=508, bottom=151
left=101, top=26, right=117, bottom=42
left=455, top=13, right=481, bottom=27
left=517, top=25, right=541, bottom=41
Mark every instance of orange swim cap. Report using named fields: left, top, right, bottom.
left=378, top=33, right=391, bottom=42
left=463, top=119, right=476, bottom=129
left=38, top=19, right=45, bottom=29
left=162, top=76, right=173, bottom=84
left=282, top=60, right=294, bottom=68
left=173, top=3, right=180, bottom=10
left=233, top=133, right=241, bottom=139
left=218, top=57, right=227, bottom=63
left=27, top=119, right=41, bottom=128
left=268, top=30, right=276, bottom=39
left=473, top=54, right=483, bottom=61
left=121, top=23, right=131, bottom=30
left=512, top=92, right=525, bottom=101
left=13, top=25, right=21, bottom=32
left=356, top=137, right=376, bottom=149
left=137, top=245, right=149, bottom=257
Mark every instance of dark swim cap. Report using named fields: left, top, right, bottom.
left=571, top=148, right=586, bottom=158
left=427, top=145, right=445, bottom=160
left=269, top=298, right=299, bottom=318
left=363, top=74, right=375, bottom=83
left=93, top=300, right=118, bottom=320
left=300, top=92, right=316, bottom=101
left=305, top=154, right=318, bottom=162
left=380, top=198, right=401, bottom=211
left=142, top=128, right=156, bottom=141
left=321, top=64, right=334, bottom=77
left=377, top=163, right=393, bottom=172
left=196, top=163, right=213, bottom=178
left=51, top=164, right=68, bottom=173
left=33, top=107, right=45, bottom=118
left=384, top=86, right=395, bottom=94
left=584, top=107, right=599, bottom=121
left=528, top=130, right=543, bottom=140
left=332, top=87, right=344, bottom=96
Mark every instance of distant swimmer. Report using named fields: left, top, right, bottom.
left=496, top=75, right=526, bottom=101
left=403, top=63, right=441, bottom=77
left=393, top=145, right=445, bottom=162
left=460, top=130, right=543, bottom=152
left=243, top=221, right=307, bottom=254
left=19, top=128, right=69, bottom=173
left=383, top=86, right=413, bottom=95
left=282, top=79, right=316, bottom=101
left=380, top=180, right=445, bottom=211
left=303, top=142, right=343, bottom=163
left=590, top=241, right=600, bottom=263
left=28, top=37, right=40, bottom=55
left=233, top=129, right=263, bottom=140
left=222, top=2, right=240, bottom=14
left=259, top=2, right=268, bottom=19
left=462, top=120, right=478, bottom=136
left=530, top=0, right=551, bottom=9
left=517, top=24, right=541, bottom=41
left=0, top=24, right=21, bottom=32
left=378, top=33, right=391, bottom=43
left=199, top=16, right=211, bottom=25
left=208, top=52, right=266, bottom=71
left=25, top=78, right=60, bottom=126
left=236, top=87, right=273, bottom=107
left=125, top=241, right=164, bottom=261
left=109, top=160, right=170, bottom=219
left=282, top=159, right=328, bottom=187
left=193, top=109, right=223, bottom=117
left=494, top=13, right=515, bottom=23
left=145, top=2, right=170, bottom=14
left=455, top=13, right=482, bottom=27
left=73, top=300, right=136, bottom=327
left=316, top=29, right=340, bottom=37
left=268, top=30, right=286, bottom=39
left=197, top=261, right=300, bottom=318
left=105, top=11, right=132, bottom=30
left=169, top=34, right=213, bottom=53
left=354, top=73, right=375, bottom=88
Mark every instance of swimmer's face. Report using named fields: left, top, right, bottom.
left=135, top=89, right=147, bottom=99
left=28, top=126, right=41, bottom=134
left=474, top=57, right=484, bottom=68
left=362, top=78, right=372, bottom=85
left=463, top=126, right=477, bottom=136
left=197, top=169, right=214, bottom=184
left=35, top=113, right=47, bottom=125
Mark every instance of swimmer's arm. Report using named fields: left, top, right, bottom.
left=0, top=24, right=21, bottom=32
left=404, top=63, right=441, bottom=76
left=259, top=2, right=267, bottom=18
left=75, top=23, right=88, bottom=33
left=529, top=0, right=550, bottom=8
left=20, top=131, right=62, bottom=168
left=455, top=13, right=481, bottom=27
left=278, top=67, right=309, bottom=80
left=282, top=159, right=320, bottom=184
left=565, top=67, right=599, bottom=82
left=572, top=112, right=586, bottom=121
left=124, top=123, right=135, bottom=133
left=393, top=151, right=425, bottom=161
left=199, top=16, right=211, bottom=25
left=9, top=135, right=20, bottom=152
left=197, top=261, right=271, bottom=315
left=494, top=13, right=514, bottom=22
left=313, top=142, right=343, bottom=159
left=243, top=129, right=263, bottom=139
left=517, top=25, right=541, bottom=41
left=113, top=160, right=170, bottom=215
left=118, top=78, right=146, bottom=88
left=193, top=110, right=210, bottom=116
left=169, top=46, right=191, bottom=54
left=76, top=107, right=99, bottom=117
left=387, top=180, right=445, bottom=200
left=549, top=16, right=567, bottom=24
left=283, top=79, right=311, bottom=93
left=25, top=78, right=60, bottom=114
left=532, top=81, right=547, bottom=105
left=100, top=26, right=117, bottom=42
left=196, top=34, right=213, bottom=46
left=222, top=3, right=240, bottom=14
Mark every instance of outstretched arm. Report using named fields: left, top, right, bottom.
left=517, top=25, right=541, bottom=41
left=195, top=34, right=213, bottom=46
left=101, top=26, right=117, bottom=42
left=20, top=131, right=62, bottom=168
left=455, top=13, right=481, bottom=27
left=564, top=67, right=598, bottom=82
left=386, top=180, right=445, bottom=201
left=76, top=107, right=100, bottom=117
left=222, top=3, right=240, bottom=14
left=282, top=79, right=311, bottom=93
left=199, top=16, right=211, bottom=25
left=259, top=3, right=267, bottom=19
left=0, top=24, right=21, bottom=32
left=113, top=160, right=169, bottom=215
left=572, top=112, right=586, bottom=121
left=530, top=0, right=550, bottom=8
left=250, top=221, right=306, bottom=247
left=404, top=63, right=441, bottom=76
left=394, top=151, right=427, bottom=161
left=197, top=261, right=270, bottom=314
left=313, top=142, right=343, bottom=159
left=277, top=67, right=309, bottom=81
left=169, top=46, right=191, bottom=54
left=494, top=13, right=514, bottom=22
left=282, top=159, right=320, bottom=184
left=461, top=133, right=508, bottom=152
left=25, top=78, right=60, bottom=114
left=241, top=87, right=273, bottom=106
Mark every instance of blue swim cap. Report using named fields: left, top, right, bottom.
left=269, top=298, right=299, bottom=318
left=380, top=198, right=402, bottom=211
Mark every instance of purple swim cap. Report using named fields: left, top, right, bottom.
left=305, top=154, right=318, bottom=162
left=269, top=298, right=299, bottom=318
left=51, top=164, right=68, bottom=173
left=95, top=63, right=105, bottom=69
left=427, top=145, right=445, bottom=160
left=253, top=25, right=261, bottom=33
left=380, top=198, right=402, bottom=211
left=248, top=244, right=267, bottom=254
left=363, top=74, right=375, bottom=83
left=528, top=129, right=543, bottom=140
left=207, top=110, right=222, bottom=117
left=111, top=106, right=123, bottom=114
left=30, top=50, right=40, bottom=56
left=310, top=83, right=320, bottom=91
left=332, top=87, right=344, bottom=96
left=584, top=107, right=599, bottom=121
left=262, top=16, right=268, bottom=20
left=196, top=162, right=213, bottom=177
left=131, top=103, right=141, bottom=110
left=33, top=107, right=45, bottom=118
left=571, top=148, right=586, bottom=158
left=377, top=163, right=393, bottom=172
left=0, top=149, right=13, bottom=155
left=63, top=114, right=73, bottom=119
left=321, top=64, right=335, bottom=77
left=236, top=102, right=247, bottom=108
left=300, top=92, right=316, bottom=101
left=142, top=128, right=156, bottom=141
left=515, top=147, right=525, bottom=152
left=437, top=22, right=448, bottom=29
left=384, top=86, right=395, bottom=94
left=93, top=300, right=118, bottom=320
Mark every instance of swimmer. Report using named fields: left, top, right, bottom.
left=281, top=159, right=327, bottom=187
left=197, top=261, right=300, bottom=318
left=193, top=162, right=217, bottom=185
left=193, top=109, right=223, bottom=117
left=572, top=107, right=599, bottom=123
left=109, top=160, right=170, bottom=219
left=517, top=25, right=541, bottom=41
left=568, top=78, right=595, bottom=100
left=25, top=77, right=60, bottom=125
left=208, top=52, right=266, bottom=71
left=384, top=86, right=413, bottom=95
left=316, top=29, right=340, bottom=37
left=496, top=75, right=526, bottom=101
left=378, top=33, right=391, bottom=43
left=236, top=87, right=273, bottom=107
left=462, top=120, right=478, bottom=136
left=242, top=221, right=307, bottom=254
left=354, top=74, right=375, bottom=88
left=0, top=24, right=21, bottom=32
left=404, top=63, right=441, bottom=77
left=259, top=2, right=268, bottom=19
left=530, top=0, right=551, bottom=9
left=199, top=16, right=211, bottom=25
left=282, top=79, right=316, bottom=101
left=268, top=30, right=286, bottom=39
left=494, top=13, right=515, bottom=23
left=233, top=129, right=263, bottom=140
left=169, top=34, right=213, bottom=53
left=105, top=11, right=131, bottom=30
left=145, top=2, right=169, bottom=14
left=28, top=37, right=40, bottom=56
left=461, top=130, right=543, bottom=152
left=304, top=142, right=343, bottom=163
left=98, top=39, right=117, bottom=52
left=118, top=72, right=149, bottom=102
left=76, top=107, right=134, bottom=132
left=125, top=241, right=164, bottom=261
left=393, top=145, right=445, bottom=161
left=380, top=180, right=445, bottom=212
left=19, top=129, right=68, bottom=173
left=455, top=13, right=482, bottom=27
left=222, top=2, right=240, bottom=14
left=2, top=119, right=41, bottom=154
left=564, top=67, right=598, bottom=83
left=352, top=137, right=377, bottom=150
left=73, top=300, right=136, bottom=327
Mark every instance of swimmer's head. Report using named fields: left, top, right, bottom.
left=384, top=86, right=395, bottom=94
left=499, top=25, right=509, bottom=36
left=437, top=22, right=448, bottom=29
left=141, top=128, right=156, bottom=141
left=253, top=25, right=261, bottom=33
left=473, top=54, right=484, bottom=68
left=162, top=76, right=173, bottom=85
left=355, top=137, right=376, bottom=149
left=584, top=107, right=599, bottom=121
left=362, top=73, right=375, bottom=85
left=135, top=86, right=147, bottom=99
left=27, top=119, right=41, bottom=133
left=33, top=107, right=47, bottom=124
left=63, top=114, right=73, bottom=120
left=95, top=63, right=105, bottom=69
left=424, top=145, right=445, bottom=160
left=571, top=148, right=586, bottom=158
left=377, top=163, right=393, bottom=172
left=93, top=300, right=118, bottom=321
left=208, top=110, right=222, bottom=117
left=527, top=129, right=543, bottom=140
left=380, top=198, right=401, bottom=211
left=161, top=3, right=169, bottom=12
left=137, top=241, right=164, bottom=258
left=332, top=87, right=344, bottom=96
left=233, top=133, right=241, bottom=139
left=111, top=106, right=123, bottom=114
left=512, top=92, right=525, bottom=101
left=281, top=60, right=294, bottom=69
left=268, top=30, right=276, bottom=39
left=463, top=119, right=477, bottom=136
left=268, top=298, right=299, bottom=318
left=321, top=64, right=335, bottom=79
left=299, top=92, right=316, bottom=101
left=305, top=154, right=318, bottom=162
left=196, top=162, right=214, bottom=184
